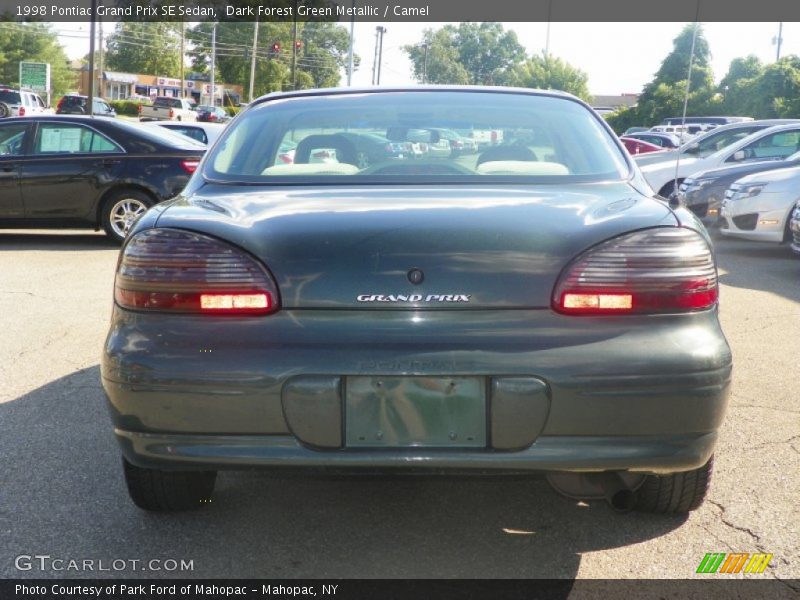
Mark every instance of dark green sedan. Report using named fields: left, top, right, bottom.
left=102, top=87, right=731, bottom=514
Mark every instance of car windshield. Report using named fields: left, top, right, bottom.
left=205, top=91, right=630, bottom=184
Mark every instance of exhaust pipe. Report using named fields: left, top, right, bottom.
left=590, top=472, right=637, bottom=513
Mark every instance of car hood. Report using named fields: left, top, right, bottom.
left=734, top=164, right=800, bottom=187
left=154, top=183, right=677, bottom=309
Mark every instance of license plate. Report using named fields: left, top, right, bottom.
left=345, top=376, right=486, bottom=448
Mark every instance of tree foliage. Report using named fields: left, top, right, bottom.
left=0, top=21, right=75, bottom=97
left=105, top=22, right=183, bottom=77
left=505, top=53, right=591, bottom=101
left=607, top=24, right=717, bottom=133
left=404, top=23, right=525, bottom=85
left=188, top=21, right=354, bottom=97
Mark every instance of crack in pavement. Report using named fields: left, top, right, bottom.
left=707, top=500, right=764, bottom=547
left=745, top=434, right=800, bottom=451
left=706, top=501, right=796, bottom=589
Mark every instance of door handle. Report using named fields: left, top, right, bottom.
left=0, top=162, right=18, bottom=175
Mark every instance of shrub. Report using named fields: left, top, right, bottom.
left=108, top=99, right=150, bottom=116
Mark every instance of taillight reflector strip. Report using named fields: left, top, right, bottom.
left=200, top=293, right=270, bottom=311
left=181, top=160, right=200, bottom=173
left=563, top=293, right=633, bottom=311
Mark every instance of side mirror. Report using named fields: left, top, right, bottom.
left=731, top=150, right=746, bottom=162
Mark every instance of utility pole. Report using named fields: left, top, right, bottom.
left=249, top=17, right=259, bottom=102
left=87, top=0, right=96, bottom=114
left=180, top=21, right=185, bottom=99
left=210, top=23, right=217, bottom=106
left=376, top=26, right=386, bottom=85
left=776, top=22, right=784, bottom=61
left=347, top=0, right=355, bottom=86
left=371, top=27, right=379, bottom=85
left=97, top=17, right=103, bottom=99
left=421, top=43, right=428, bottom=84
left=291, top=0, right=298, bottom=90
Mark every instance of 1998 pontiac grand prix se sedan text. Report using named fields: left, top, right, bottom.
left=101, top=87, right=732, bottom=514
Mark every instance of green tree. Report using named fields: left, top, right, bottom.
left=718, top=55, right=764, bottom=115
left=404, top=23, right=525, bottom=85
left=0, top=20, right=75, bottom=97
left=745, top=56, right=800, bottom=118
left=632, top=24, right=717, bottom=126
left=105, top=22, right=183, bottom=77
left=505, top=53, right=591, bottom=101
left=189, top=21, right=354, bottom=96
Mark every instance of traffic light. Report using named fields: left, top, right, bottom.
left=270, top=42, right=281, bottom=55
left=295, top=40, right=302, bottom=50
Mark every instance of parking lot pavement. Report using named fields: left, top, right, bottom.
left=0, top=230, right=797, bottom=585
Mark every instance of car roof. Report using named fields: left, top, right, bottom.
left=251, top=85, right=577, bottom=108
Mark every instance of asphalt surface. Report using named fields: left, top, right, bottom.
left=0, top=229, right=797, bottom=589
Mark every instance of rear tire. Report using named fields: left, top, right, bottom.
left=0, top=101, right=10, bottom=118
left=101, top=188, right=154, bottom=243
left=635, top=456, right=713, bottom=514
left=123, top=458, right=217, bottom=512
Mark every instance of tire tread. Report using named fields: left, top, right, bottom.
left=636, top=456, right=713, bottom=514
left=123, top=459, right=216, bottom=512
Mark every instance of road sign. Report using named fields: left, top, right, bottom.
left=19, top=62, right=50, bottom=92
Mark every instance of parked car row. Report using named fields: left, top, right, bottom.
left=632, top=118, right=800, bottom=251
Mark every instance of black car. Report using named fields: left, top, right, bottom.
left=56, top=95, right=117, bottom=118
left=195, top=105, right=230, bottom=123
left=677, top=150, right=800, bottom=223
left=0, top=115, right=205, bottom=242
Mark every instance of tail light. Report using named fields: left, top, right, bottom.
left=553, top=227, right=718, bottom=315
left=180, top=159, right=200, bottom=173
left=169, top=109, right=175, bottom=118
left=18, top=106, right=25, bottom=116
left=57, top=98, right=64, bottom=111
left=114, top=228, right=280, bottom=315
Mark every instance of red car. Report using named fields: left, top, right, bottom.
left=620, top=136, right=664, bottom=155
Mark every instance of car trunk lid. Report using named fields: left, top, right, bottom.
left=156, top=183, right=676, bottom=309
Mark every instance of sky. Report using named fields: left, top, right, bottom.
left=53, top=21, right=799, bottom=95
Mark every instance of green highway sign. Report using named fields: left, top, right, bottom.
left=19, top=62, right=51, bottom=92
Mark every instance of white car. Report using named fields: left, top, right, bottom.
left=0, top=87, right=52, bottom=118
left=639, top=122, right=800, bottom=198
left=720, top=166, right=800, bottom=243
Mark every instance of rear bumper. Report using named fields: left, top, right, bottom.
left=115, top=430, right=718, bottom=475
left=102, top=307, right=732, bottom=474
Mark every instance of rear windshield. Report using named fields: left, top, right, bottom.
left=0, top=90, right=21, bottom=104
left=205, top=91, right=630, bottom=184
left=154, top=97, right=182, bottom=108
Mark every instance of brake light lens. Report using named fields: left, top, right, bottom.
left=169, top=109, right=175, bottom=118
left=114, top=228, right=280, bottom=315
left=18, top=106, right=25, bottom=116
left=553, top=227, right=718, bottom=315
left=180, top=160, right=200, bottom=173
